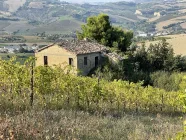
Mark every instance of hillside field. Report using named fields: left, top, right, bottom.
left=156, top=15, right=186, bottom=31
left=144, top=34, right=186, bottom=55
left=0, top=53, right=34, bottom=64
left=1, top=0, right=186, bottom=34
left=4, top=0, right=26, bottom=12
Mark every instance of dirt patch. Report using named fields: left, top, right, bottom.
left=181, top=22, right=186, bottom=29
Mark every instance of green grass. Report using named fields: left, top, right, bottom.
left=0, top=53, right=34, bottom=64
left=0, top=21, right=10, bottom=30
left=59, top=16, right=73, bottom=21
left=23, top=36, right=51, bottom=43
left=0, top=44, right=8, bottom=47
left=3, top=20, right=35, bottom=35
left=25, top=19, right=82, bottom=35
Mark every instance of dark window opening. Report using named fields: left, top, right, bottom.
left=69, top=58, right=73, bottom=66
left=44, top=56, right=48, bottom=66
left=95, top=56, right=99, bottom=67
left=84, top=57, right=87, bottom=65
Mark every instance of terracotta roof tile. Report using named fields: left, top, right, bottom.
left=57, top=40, right=107, bottom=54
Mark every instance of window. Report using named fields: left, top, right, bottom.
left=44, top=56, right=48, bottom=66
left=84, top=57, right=87, bottom=65
left=95, top=56, right=99, bottom=67
left=69, top=58, right=73, bottom=66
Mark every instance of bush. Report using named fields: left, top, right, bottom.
left=150, top=71, right=183, bottom=91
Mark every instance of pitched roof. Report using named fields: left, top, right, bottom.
left=36, top=40, right=108, bottom=55
left=103, top=52, right=124, bottom=62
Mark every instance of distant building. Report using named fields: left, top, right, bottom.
left=35, top=40, right=107, bottom=76
left=135, top=10, right=143, bottom=15
left=135, top=31, right=148, bottom=37
left=147, top=32, right=155, bottom=37
left=155, top=31, right=170, bottom=36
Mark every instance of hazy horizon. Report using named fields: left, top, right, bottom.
left=62, top=0, right=133, bottom=4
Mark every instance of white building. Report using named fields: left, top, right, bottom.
left=136, top=31, right=148, bottom=37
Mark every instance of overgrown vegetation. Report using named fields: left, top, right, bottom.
left=0, top=53, right=34, bottom=64
left=2, top=1, right=186, bottom=138
left=0, top=36, right=26, bottom=43
left=97, top=38, right=186, bottom=91
left=0, top=109, right=183, bottom=140
left=1, top=58, right=186, bottom=114
left=0, top=57, right=186, bottom=139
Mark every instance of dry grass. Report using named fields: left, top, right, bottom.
left=174, top=2, right=186, bottom=7
left=111, top=14, right=137, bottom=22
left=152, top=5, right=170, bottom=9
left=156, top=15, right=186, bottom=31
left=0, top=109, right=183, bottom=140
left=28, top=2, right=44, bottom=9
left=144, top=34, right=186, bottom=55
left=4, top=0, right=26, bottom=12
left=137, top=16, right=148, bottom=20
left=179, top=8, right=186, bottom=14
left=148, top=16, right=160, bottom=22
left=181, top=22, right=186, bottom=29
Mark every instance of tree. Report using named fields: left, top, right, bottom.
left=19, top=46, right=27, bottom=53
left=147, top=39, right=174, bottom=71
left=77, top=14, right=133, bottom=52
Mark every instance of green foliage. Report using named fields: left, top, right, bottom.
left=0, top=53, right=34, bottom=64
left=77, top=14, right=133, bottom=52
left=150, top=71, right=183, bottom=92
left=172, top=120, right=186, bottom=140
left=18, top=46, right=34, bottom=53
left=147, top=39, right=174, bottom=71
left=0, top=36, right=26, bottom=43
left=1, top=57, right=186, bottom=139
left=114, top=39, right=186, bottom=87
left=131, top=39, right=186, bottom=73
left=1, top=58, right=186, bottom=114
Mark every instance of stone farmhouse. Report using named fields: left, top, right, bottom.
left=35, top=39, right=107, bottom=75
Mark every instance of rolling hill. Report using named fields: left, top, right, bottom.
left=0, top=0, right=186, bottom=36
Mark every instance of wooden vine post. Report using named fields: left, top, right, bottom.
left=30, top=62, right=34, bottom=106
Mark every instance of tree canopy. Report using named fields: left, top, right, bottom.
left=133, top=39, right=175, bottom=72
left=77, top=14, right=133, bottom=52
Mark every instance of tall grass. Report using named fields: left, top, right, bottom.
left=0, top=108, right=184, bottom=140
